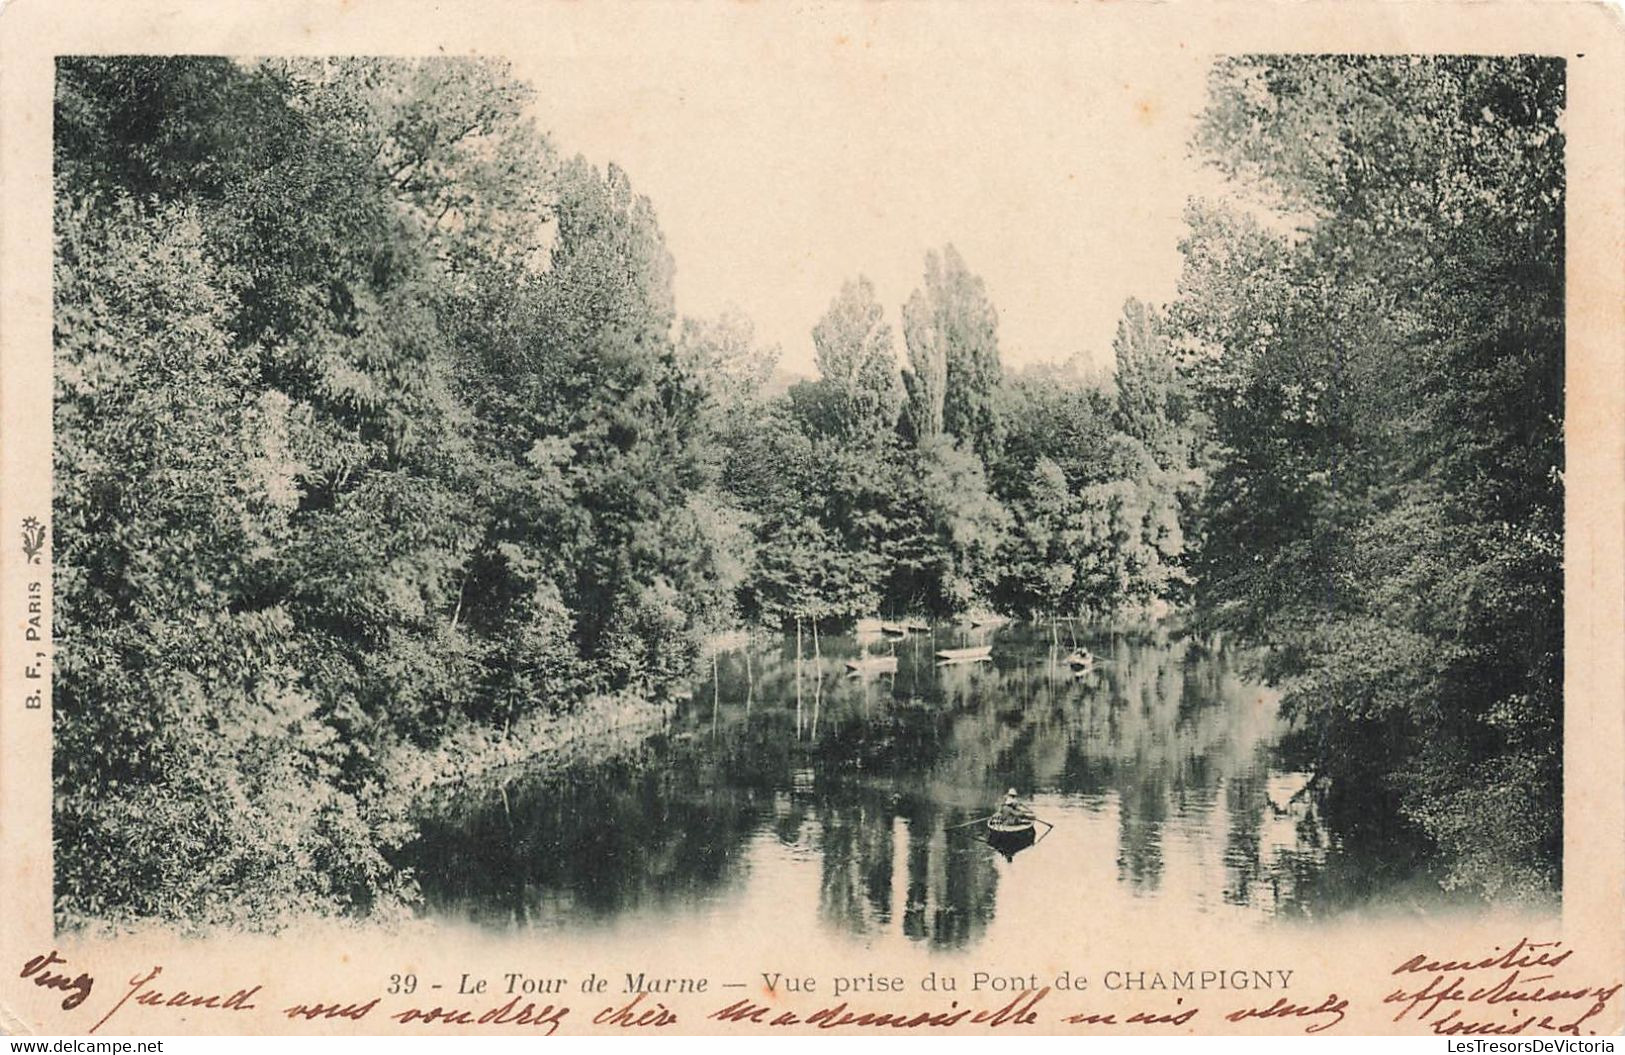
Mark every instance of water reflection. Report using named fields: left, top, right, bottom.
left=407, top=624, right=1436, bottom=948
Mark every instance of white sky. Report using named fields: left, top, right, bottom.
left=510, top=8, right=1230, bottom=378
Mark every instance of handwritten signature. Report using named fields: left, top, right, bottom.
left=1386, top=938, right=1622, bottom=1036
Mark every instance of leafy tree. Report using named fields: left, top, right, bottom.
left=989, top=328, right=1195, bottom=621
left=901, top=245, right=1002, bottom=459
left=809, top=276, right=902, bottom=442
left=993, top=368, right=1116, bottom=495
left=53, top=94, right=418, bottom=924
left=1113, top=298, right=1197, bottom=473
left=679, top=308, right=779, bottom=417
left=51, top=56, right=738, bottom=927
left=451, top=155, right=720, bottom=696
left=1176, top=55, right=1564, bottom=896
left=914, top=437, right=1012, bottom=612
left=275, top=56, right=555, bottom=275
left=990, top=457, right=1078, bottom=619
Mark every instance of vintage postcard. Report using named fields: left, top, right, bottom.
left=1, top=0, right=1622, bottom=1038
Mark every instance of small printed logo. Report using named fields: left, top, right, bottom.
left=20, top=517, right=46, bottom=565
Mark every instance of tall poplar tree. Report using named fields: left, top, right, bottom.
left=901, top=245, right=1002, bottom=460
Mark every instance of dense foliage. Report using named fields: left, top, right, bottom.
left=53, top=57, right=744, bottom=927
left=726, top=257, right=1200, bottom=626
left=1171, top=56, right=1564, bottom=897
left=52, top=54, right=1559, bottom=926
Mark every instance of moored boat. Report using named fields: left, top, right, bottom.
left=935, top=644, right=992, bottom=663
left=880, top=622, right=909, bottom=637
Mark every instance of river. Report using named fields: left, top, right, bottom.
left=407, top=622, right=1453, bottom=950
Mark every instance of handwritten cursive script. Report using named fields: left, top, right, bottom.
left=89, top=966, right=260, bottom=1034
left=1062, top=999, right=1200, bottom=1028
left=389, top=996, right=570, bottom=1034
left=1225, top=994, right=1348, bottom=1033
left=19, top=950, right=94, bottom=1012
left=1385, top=938, right=1622, bottom=1036
left=710, top=987, right=1050, bottom=1030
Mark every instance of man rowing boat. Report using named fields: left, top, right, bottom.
left=991, top=788, right=1034, bottom=827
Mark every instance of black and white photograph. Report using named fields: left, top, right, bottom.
left=4, top=0, right=1621, bottom=1039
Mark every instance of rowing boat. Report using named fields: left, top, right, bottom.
left=880, top=622, right=909, bottom=637
left=985, top=817, right=1038, bottom=858
left=935, top=644, right=992, bottom=663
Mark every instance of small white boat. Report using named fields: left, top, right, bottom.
left=966, top=613, right=1008, bottom=629
left=880, top=622, right=909, bottom=637
left=935, top=644, right=993, bottom=663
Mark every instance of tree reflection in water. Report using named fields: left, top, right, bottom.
left=407, top=624, right=1452, bottom=947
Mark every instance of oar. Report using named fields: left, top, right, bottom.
left=1033, top=818, right=1056, bottom=844
left=947, top=813, right=997, bottom=831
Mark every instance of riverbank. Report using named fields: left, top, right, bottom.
left=390, top=694, right=677, bottom=796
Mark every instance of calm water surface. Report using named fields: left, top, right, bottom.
left=408, top=624, right=1442, bottom=949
